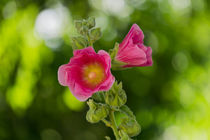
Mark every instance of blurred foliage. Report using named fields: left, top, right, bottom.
left=0, top=0, right=210, bottom=140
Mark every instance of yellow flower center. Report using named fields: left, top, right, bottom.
left=82, top=63, right=105, bottom=87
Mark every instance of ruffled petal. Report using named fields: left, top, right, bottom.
left=120, top=24, right=144, bottom=51
left=69, top=84, right=93, bottom=101
left=58, top=47, right=115, bottom=101
left=139, top=46, right=153, bottom=67
left=98, top=50, right=111, bottom=73
left=58, top=64, right=71, bottom=86
left=98, top=73, right=115, bottom=91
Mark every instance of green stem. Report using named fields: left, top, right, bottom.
left=87, top=35, right=93, bottom=46
left=102, top=119, right=111, bottom=127
left=109, top=110, right=120, bottom=140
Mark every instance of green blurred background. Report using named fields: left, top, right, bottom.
left=0, top=0, right=210, bottom=139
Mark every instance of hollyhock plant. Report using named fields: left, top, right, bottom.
left=115, top=24, right=153, bottom=68
left=58, top=47, right=115, bottom=101
left=58, top=18, right=152, bottom=140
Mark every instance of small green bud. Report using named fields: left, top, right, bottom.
left=87, top=17, right=95, bottom=29
left=105, top=136, right=111, bottom=140
left=82, top=20, right=88, bottom=26
left=86, top=99, right=109, bottom=123
left=92, top=92, right=105, bottom=103
left=120, top=105, right=135, bottom=119
left=74, top=20, right=83, bottom=32
left=105, top=81, right=127, bottom=107
left=71, top=36, right=88, bottom=49
left=119, top=130, right=132, bottom=140
left=79, top=25, right=89, bottom=35
left=89, top=27, right=102, bottom=42
left=119, top=118, right=141, bottom=137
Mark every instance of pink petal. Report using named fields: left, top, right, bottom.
left=120, top=24, right=144, bottom=50
left=98, top=73, right=115, bottom=91
left=58, top=64, right=71, bottom=86
left=98, top=50, right=111, bottom=73
left=70, top=83, right=93, bottom=101
left=116, top=45, right=147, bottom=66
left=73, top=46, right=95, bottom=56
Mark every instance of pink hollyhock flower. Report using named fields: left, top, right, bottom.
left=115, top=24, right=153, bottom=67
left=58, top=47, right=115, bottom=101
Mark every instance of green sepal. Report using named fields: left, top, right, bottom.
left=119, top=118, right=141, bottom=137
left=71, top=36, right=88, bottom=50
left=86, top=99, right=109, bottom=123
left=89, top=27, right=102, bottom=43
left=105, top=81, right=127, bottom=107
left=112, top=60, right=128, bottom=70
left=109, top=42, right=119, bottom=60
left=109, top=43, right=127, bottom=70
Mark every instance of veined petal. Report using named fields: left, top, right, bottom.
left=116, top=45, right=147, bottom=66
left=58, top=47, right=115, bottom=101
left=58, top=64, right=71, bottom=86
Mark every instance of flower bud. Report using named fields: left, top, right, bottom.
left=115, top=24, right=153, bottom=68
left=71, top=36, right=88, bottom=49
left=89, top=27, right=102, bottom=42
left=92, top=92, right=105, bottom=103
left=74, top=20, right=83, bottom=32
left=109, top=43, right=127, bottom=70
left=120, top=105, right=135, bottom=119
left=119, top=130, right=132, bottom=140
left=105, top=81, right=127, bottom=107
left=119, top=118, right=141, bottom=137
left=86, top=99, right=109, bottom=123
left=87, top=17, right=95, bottom=29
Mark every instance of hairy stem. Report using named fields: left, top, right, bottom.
left=109, top=110, right=120, bottom=140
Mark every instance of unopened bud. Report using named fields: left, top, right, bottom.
left=74, top=20, right=83, bottom=32
left=87, top=17, right=95, bottom=29
left=71, top=36, right=88, bottom=49
left=105, top=81, right=127, bottom=107
left=89, top=27, right=102, bottom=42
left=119, top=130, right=131, bottom=140
left=86, top=99, right=109, bottom=123
left=119, top=118, right=141, bottom=137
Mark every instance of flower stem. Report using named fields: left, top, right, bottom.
left=109, top=110, right=120, bottom=140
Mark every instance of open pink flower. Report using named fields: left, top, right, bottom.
left=115, top=24, right=153, bottom=67
left=58, top=47, right=115, bottom=101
